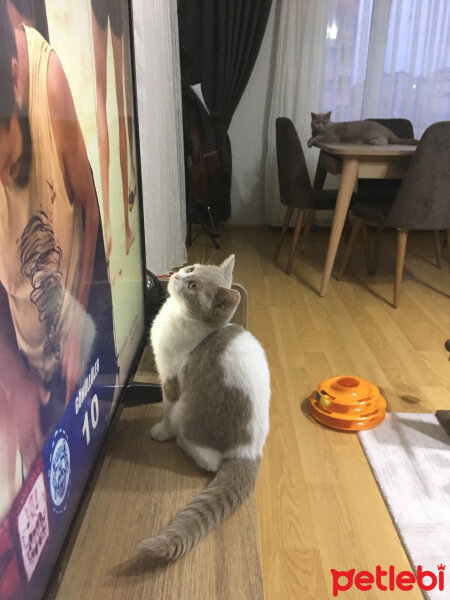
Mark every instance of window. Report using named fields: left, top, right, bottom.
left=318, top=0, right=450, bottom=135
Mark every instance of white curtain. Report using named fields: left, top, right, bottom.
left=264, top=1, right=328, bottom=226
left=131, top=0, right=187, bottom=274
left=264, top=0, right=450, bottom=225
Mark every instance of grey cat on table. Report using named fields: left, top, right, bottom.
left=307, top=111, right=419, bottom=147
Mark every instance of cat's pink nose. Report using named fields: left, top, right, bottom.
left=174, top=273, right=179, bottom=280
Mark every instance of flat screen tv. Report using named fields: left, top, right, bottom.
left=0, top=1, right=146, bottom=598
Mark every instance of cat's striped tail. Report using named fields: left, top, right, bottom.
left=139, top=457, right=261, bottom=561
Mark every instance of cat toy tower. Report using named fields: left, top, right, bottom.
left=309, top=376, right=386, bottom=431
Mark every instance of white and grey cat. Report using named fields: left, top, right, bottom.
left=307, top=111, right=419, bottom=147
left=139, top=255, right=270, bottom=561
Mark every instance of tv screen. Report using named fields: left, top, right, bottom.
left=0, top=1, right=145, bottom=598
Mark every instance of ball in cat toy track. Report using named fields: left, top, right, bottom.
left=318, top=390, right=332, bottom=408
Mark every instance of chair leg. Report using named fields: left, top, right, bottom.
left=343, top=212, right=352, bottom=243
left=360, top=221, right=372, bottom=274
left=274, top=207, right=294, bottom=259
left=300, top=209, right=315, bottom=251
left=285, top=209, right=305, bottom=274
left=446, top=230, right=450, bottom=267
left=372, top=224, right=384, bottom=274
left=433, top=230, right=442, bottom=269
left=393, top=229, right=408, bottom=308
left=336, top=217, right=363, bottom=280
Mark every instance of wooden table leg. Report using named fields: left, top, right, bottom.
left=319, top=158, right=359, bottom=296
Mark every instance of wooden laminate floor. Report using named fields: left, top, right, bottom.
left=50, top=402, right=263, bottom=600
left=187, top=226, right=450, bottom=600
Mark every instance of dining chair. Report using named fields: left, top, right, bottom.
left=360, top=119, right=421, bottom=270
left=274, top=117, right=356, bottom=274
left=337, top=121, right=450, bottom=308
left=365, top=118, right=414, bottom=140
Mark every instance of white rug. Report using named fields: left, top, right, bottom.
left=358, top=413, right=450, bottom=599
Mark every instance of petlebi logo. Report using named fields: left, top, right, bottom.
left=331, top=564, right=446, bottom=596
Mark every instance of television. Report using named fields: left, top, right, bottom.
left=0, top=1, right=146, bottom=598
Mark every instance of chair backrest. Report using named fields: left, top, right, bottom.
left=385, top=121, right=450, bottom=230
left=275, top=117, right=314, bottom=209
left=359, top=118, right=415, bottom=194
left=365, top=118, right=414, bottom=140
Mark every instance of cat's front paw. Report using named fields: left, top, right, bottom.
left=150, top=421, right=174, bottom=442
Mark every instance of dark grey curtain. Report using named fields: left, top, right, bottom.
left=178, top=0, right=272, bottom=220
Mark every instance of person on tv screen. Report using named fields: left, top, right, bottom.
left=91, top=0, right=136, bottom=261
left=0, top=3, right=117, bottom=518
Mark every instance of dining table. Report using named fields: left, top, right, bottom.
left=312, top=142, right=417, bottom=296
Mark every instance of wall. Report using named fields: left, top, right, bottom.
left=227, top=3, right=277, bottom=225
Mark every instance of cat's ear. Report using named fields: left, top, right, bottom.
left=311, top=112, right=317, bottom=119
left=213, top=287, right=241, bottom=319
left=220, top=254, right=235, bottom=286
left=325, top=111, right=332, bottom=119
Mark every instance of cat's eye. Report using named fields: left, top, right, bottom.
left=188, top=281, right=197, bottom=289
left=186, top=267, right=194, bottom=273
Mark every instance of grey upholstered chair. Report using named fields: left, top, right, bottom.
left=274, top=117, right=343, bottom=274
left=359, top=119, right=424, bottom=268
left=360, top=118, right=415, bottom=198
left=366, top=118, right=414, bottom=139
left=338, top=121, right=450, bottom=308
